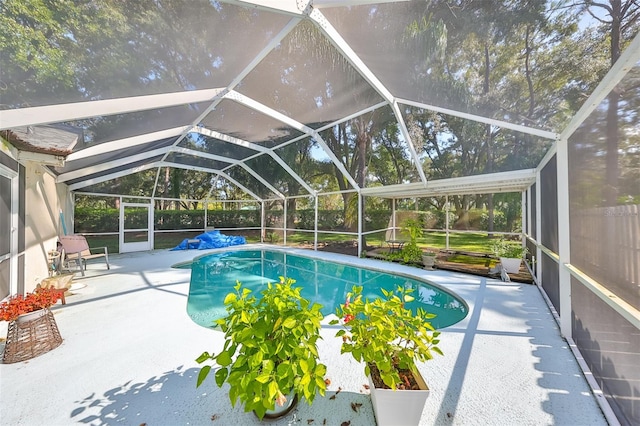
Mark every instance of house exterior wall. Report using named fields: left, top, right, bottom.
left=23, top=161, right=70, bottom=292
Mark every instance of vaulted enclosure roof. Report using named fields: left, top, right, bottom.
left=1, top=0, right=638, bottom=200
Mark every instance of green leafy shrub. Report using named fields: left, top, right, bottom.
left=196, top=278, right=327, bottom=419
left=330, top=285, right=442, bottom=390
left=388, top=218, right=424, bottom=264
left=490, top=237, right=528, bottom=258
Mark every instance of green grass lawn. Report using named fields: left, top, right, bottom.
left=417, top=231, right=494, bottom=253
left=83, top=229, right=503, bottom=256
left=367, top=231, right=496, bottom=254
left=84, top=230, right=262, bottom=254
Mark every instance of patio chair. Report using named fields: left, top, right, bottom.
left=59, top=235, right=109, bottom=276
left=384, top=223, right=406, bottom=254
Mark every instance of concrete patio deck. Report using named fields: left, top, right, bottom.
left=0, top=245, right=609, bottom=425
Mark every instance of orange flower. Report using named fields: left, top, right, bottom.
left=0, top=287, right=61, bottom=322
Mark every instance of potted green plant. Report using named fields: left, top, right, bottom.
left=390, top=219, right=424, bottom=265
left=330, top=285, right=442, bottom=426
left=490, top=237, right=528, bottom=273
left=196, top=277, right=327, bottom=420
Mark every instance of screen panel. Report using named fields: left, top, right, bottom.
left=400, top=104, right=553, bottom=180
left=540, top=155, right=558, bottom=254
left=238, top=20, right=384, bottom=130
left=200, top=100, right=305, bottom=147
left=322, top=2, right=607, bottom=133
left=568, top=63, right=640, bottom=311
left=177, top=133, right=260, bottom=161
left=572, top=277, right=640, bottom=425
left=2, top=2, right=291, bottom=107
left=541, top=253, right=560, bottom=314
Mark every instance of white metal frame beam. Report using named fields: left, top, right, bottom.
left=0, top=89, right=225, bottom=130
left=308, top=8, right=394, bottom=103
left=165, top=162, right=263, bottom=201
left=65, top=126, right=189, bottom=162
left=391, top=101, right=428, bottom=184
left=361, top=169, right=537, bottom=198
left=196, top=127, right=269, bottom=153
left=154, top=18, right=302, bottom=200
left=237, top=162, right=285, bottom=200
left=58, top=146, right=172, bottom=183
left=308, top=8, right=431, bottom=187
left=398, top=98, right=559, bottom=141
left=227, top=90, right=357, bottom=191
left=67, top=161, right=161, bottom=191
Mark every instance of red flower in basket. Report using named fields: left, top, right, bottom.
left=0, top=287, right=62, bottom=322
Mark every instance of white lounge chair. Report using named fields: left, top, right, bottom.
left=59, top=235, right=109, bottom=276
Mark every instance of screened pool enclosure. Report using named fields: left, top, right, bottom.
left=1, top=1, right=639, bottom=424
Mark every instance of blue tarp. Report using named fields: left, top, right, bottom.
left=170, top=230, right=246, bottom=251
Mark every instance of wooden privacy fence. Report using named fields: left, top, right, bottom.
left=571, top=204, right=639, bottom=307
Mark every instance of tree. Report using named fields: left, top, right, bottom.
left=579, top=0, right=640, bottom=205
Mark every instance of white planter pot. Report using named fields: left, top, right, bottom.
left=368, top=370, right=429, bottom=426
left=422, top=255, right=436, bottom=269
left=16, top=308, right=48, bottom=324
left=500, top=257, right=522, bottom=274
left=260, top=391, right=298, bottom=420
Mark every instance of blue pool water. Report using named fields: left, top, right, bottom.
left=185, top=250, right=468, bottom=329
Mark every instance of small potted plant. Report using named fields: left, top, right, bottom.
left=330, top=285, right=442, bottom=426
left=1, top=286, right=64, bottom=363
left=196, top=277, right=327, bottom=420
left=390, top=219, right=424, bottom=265
left=490, top=237, right=528, bottom=274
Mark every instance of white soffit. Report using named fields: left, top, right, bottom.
left=361, top=169, right=537, bottom=199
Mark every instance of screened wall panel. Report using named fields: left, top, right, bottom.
left=264, top=200, right=285, bottom=238
left=541, top=254, right=560, bottom=315
left=0, top=150, right=19, bottom=172
left=316, top=193, right=346, bottom=232
left=572, top=277, right=640, bottom=426
left=0, top=167, right=11, bottom=299
left=531, top=183, right=537, bottom=239
left=17, top=254, right=24, bottom=295
left=568, top=65, right=640, bottom=311
left=541, top=155, right=558, bottom=254
left=0, top=172, right=10, bottom=257
left=526, top=239, right=537, bottom=276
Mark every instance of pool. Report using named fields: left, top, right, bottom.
left=184, top=249, right=468, bottom=329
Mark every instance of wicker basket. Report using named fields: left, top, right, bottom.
left=2, top=308, right=63, bottom=364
